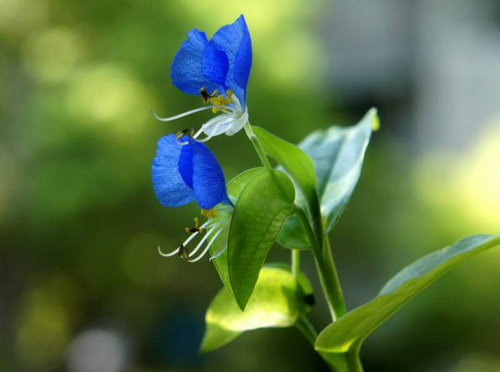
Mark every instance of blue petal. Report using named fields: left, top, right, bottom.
left=202, top=43, right=229, bottom=87
left=152, top=135, right=195, bottom=207
left=210, top=15, right=252, bottom=104
left=171, top=29, right=225, bottom=95
left=184, top=138, right=231, bottom=210
left=178, top=142, right=194, bottom=188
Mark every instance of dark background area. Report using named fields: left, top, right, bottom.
left=1, top=0, right=500, bottom=371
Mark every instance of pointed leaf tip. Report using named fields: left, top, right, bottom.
left=315, top=234, right=500, bottom=354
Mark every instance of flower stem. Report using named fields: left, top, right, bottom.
left=295, top=316, right=317, bottom=346
left=322, top=344, right=364, bottom=372
left=291, top=249, right=300, bottom=279
left=315, top=237, right=347, bottom=320
left=297, top=316, right=363, bottom=372
left=295, top=207, right=346, bottom=320
left=244, top=122, right=272, bottom=169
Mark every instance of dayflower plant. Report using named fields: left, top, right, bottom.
left=154, top=15, right=251, bottom=141
left=151, top=14, right=500, bottom=372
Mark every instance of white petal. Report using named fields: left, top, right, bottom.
left=225, top=110, right=248, bottom=136
left=202, top=115, right=234, bottom=136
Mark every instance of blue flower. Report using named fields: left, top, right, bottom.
left=152, top=133, right=231, bottom=211
left=154, top=15, right=252, bottom=141
left=152, top=133, right=232, bottom=262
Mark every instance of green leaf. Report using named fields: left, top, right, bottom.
left=252, top=126, right=318, bottom=209
left=228, top=169, right=296, bottom=310
left=202, top=265, right=313, bottom=352
left=210, top=168, right=267, bottom=294
left=315, top=234, right=500, bottom=355
left=252, top=127, right=319, bottom=250
left=276, top=214, right=311, bottom=250
left=300, top=108, right=378, bottom=232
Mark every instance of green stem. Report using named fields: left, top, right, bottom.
left=295, top=207, right=346, bottom=320
left=243, top=122, right=351, bottom=367
left=316, top=237, right=347, bottom=319
left=297, top=316, right=362, bottom=372
left=291, top=249, right=300, bottom=279
left=295, top=316, right=317, bottom=346
left=322, top=344, right=364, bottom=372
left=244, top=122, right=272, bottom=168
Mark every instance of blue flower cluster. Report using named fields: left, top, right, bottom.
left=152, top=16, right=252, bottom=261
left=153, top=15, right=251, bottom=211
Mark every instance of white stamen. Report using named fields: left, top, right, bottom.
left=180, top=220, right=210, bottom=247
left=193, top=135, right=213, bottom=143
left=187, top=228, right=223, bottom=263
left=158, top=245, right=180, bottom=257
left=192, top=127, right=213, bottom=142
left=152, top=106, right=224, bottom=122
left=188, top=222, right=221, bottom=257
left=193, top=127, right=204, bottom=139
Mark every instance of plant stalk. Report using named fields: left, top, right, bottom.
left=297, top=316, right=363, bottom=372
left=315, top=237, right=347, bottom=319
left=322, top=345, right=364, bottom=372
left=295, top=207, right=347, bottom=320
left=244, top=122, right=272, bottom=169
left=243, top=121, right=352, bottom=368
left=291, top=249, right=300, bottom=279
left=295, top=316, right=317, bottom=346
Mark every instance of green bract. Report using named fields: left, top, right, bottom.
left=252, top=126, right=318, bottom=212
left=202, top=265, right=313, bottom=352
left=210, top=168, right=267, bottom=295
left=228, top=169, right=296, bottom=310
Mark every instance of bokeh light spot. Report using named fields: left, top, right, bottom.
left=66, top=329, right=128, bottom=372
left=14, top=277, right=80, bottom=368
left=65, top=65, right=154, bottom=137
left=23, top=27, right=86, bottom=84
left=0, top=0, right=48, bottom=33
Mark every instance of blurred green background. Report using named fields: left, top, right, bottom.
left=1, top=0, right=500, bottom=371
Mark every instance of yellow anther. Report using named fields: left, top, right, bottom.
left=176, top=128, right=195, bottom=140
left=185, top=217, right=204, bottom=234
left=178, top=244, right=189, bottom=259
left=200, top=87, right=218, bottom=103
left=201, top=208, right=217, bottom=218
left=194, top=217, right=204, bottom=233
left=207, top=90, right=233, bottom=113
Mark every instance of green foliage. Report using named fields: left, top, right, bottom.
left=315, top=234, right=500, bottom=356
left=228, top=169, right=296, bottom=310
left=202, top=265, right=313, bottom=352
left=253, top=126, right=317, bottom=250
left=210, top=168, right=267, bottom=294
left=252, top=126, right=318, bottom=210
left=301, top=108, right=378, bottom=232
left=5, top=1, right=499, bottom=369
left=254, top=109, right=378, bottom=250
left=277, top=214, right=312, bottom=250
